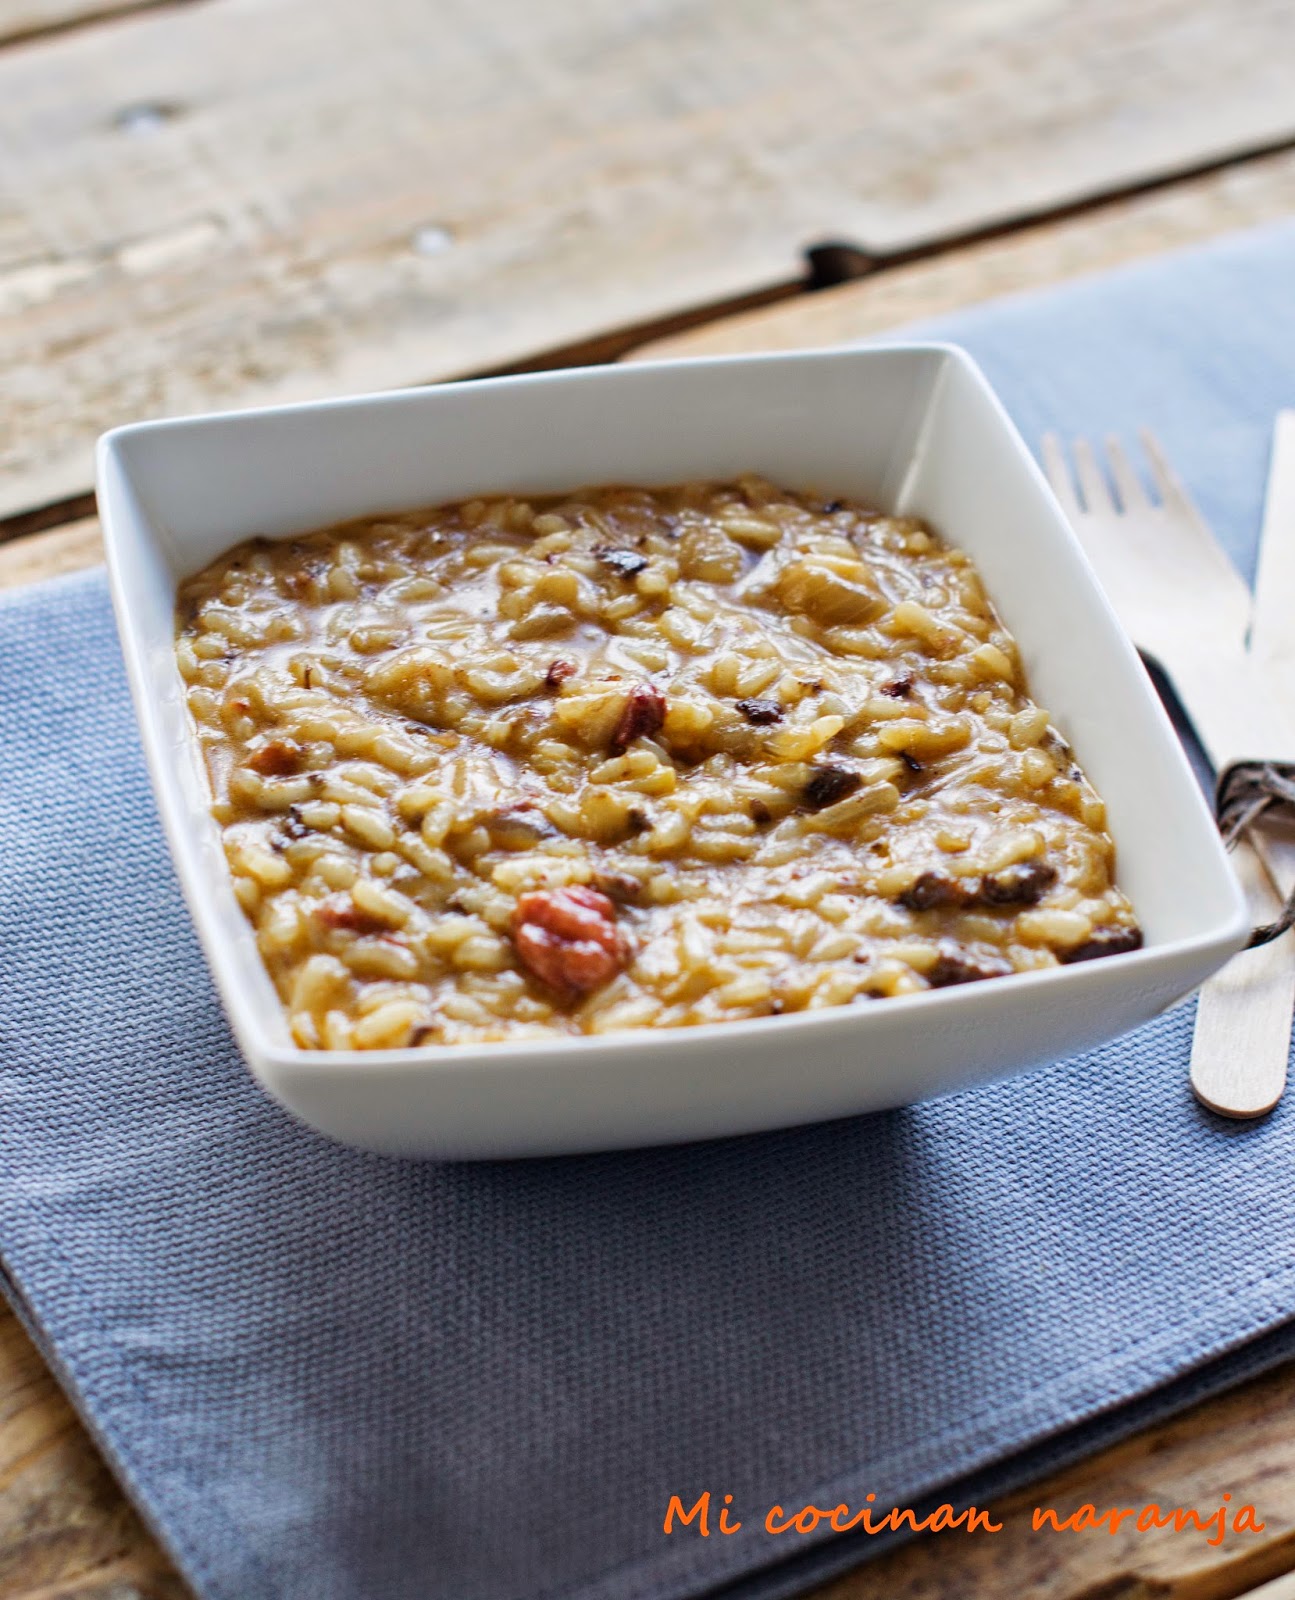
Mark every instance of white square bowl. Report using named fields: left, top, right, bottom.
left=97, top=344, right=1248, bottom=1158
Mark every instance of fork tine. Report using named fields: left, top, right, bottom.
left=1105, top=435, right=1151, bottom=512
left=1073, top=436, right=1115, bottom=515
left=1041, top=433, right=1080, bottom=515
left=1140, top=428, right=1198, bottom=516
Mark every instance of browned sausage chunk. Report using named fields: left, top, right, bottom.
left=927, top=940, right=1013, bottom=988
left=803, top=765, right=862, bottom=810
left=899, top=872, right=972, bottom=912
left=736, top=698, right=784, bottom=725
left=1058, top=926, right=1144, bottom=964
left=610, top=684, right=667, bottom=753
left=979, top=860, right=1058, bottom=906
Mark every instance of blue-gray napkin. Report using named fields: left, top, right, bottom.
left=4, top=221, right=1295, bottom=1600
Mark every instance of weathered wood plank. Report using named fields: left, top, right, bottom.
left=817, top=1360, right=1295, bottom=1600
left=3, top=0, right=1294, bottom=519
left=0, top=1308, right=186, bottom=1599
left=0, top=518, right=102, bottom=590
left=7, top=151, right=1288, bottom=596
left=0, top=0, right=180, bottom=48
left=17, top=155, right=1271, bottom=585
left=631, top=146, right=1295, bottom=363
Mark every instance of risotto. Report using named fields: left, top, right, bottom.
left=175, top=477, right=1141, bottom=1050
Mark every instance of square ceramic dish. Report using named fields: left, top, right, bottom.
left=97, top=345, right=1248, bottom=1158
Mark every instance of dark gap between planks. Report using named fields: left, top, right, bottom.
left=0, top=0, right=207, bottom=52
left=4, top=133, right=1295, bottom=551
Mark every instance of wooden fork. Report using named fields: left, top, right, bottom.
left=1043, top=430, right=1295, bottom=1119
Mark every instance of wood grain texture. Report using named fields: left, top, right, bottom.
left=3, top=0, right=1295, bottom=518
left=1190, top=852, right=1293, bottom=1120
left=811, top=1359, right=1295, bottom=1600
left=631, top=148, right=1295, bottom=363
left=0, top=0, right=172, bottom=47
left=0, top=519, right=102, bottom=590
left=12, top=152, right=1290, bottom=586
left=0, top=1309, right=185, bottom=1599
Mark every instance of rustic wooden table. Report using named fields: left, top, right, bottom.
left=3, top=1, right=1295, bottom=1595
